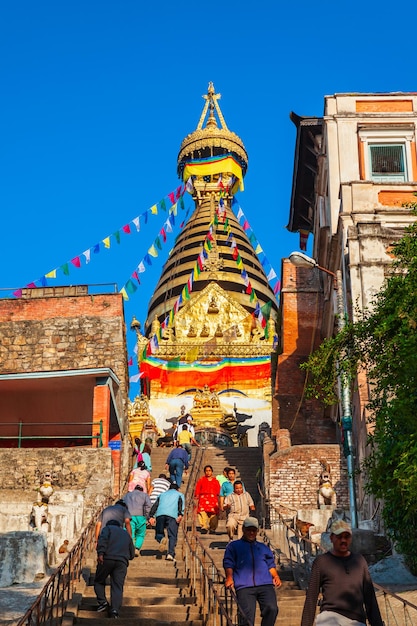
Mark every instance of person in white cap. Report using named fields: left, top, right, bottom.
left=223, top=516, right=281, bottom=626
left=300, top=519, right=384, bottom=626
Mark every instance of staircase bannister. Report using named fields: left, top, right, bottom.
left=15, top=501, right=111, bottom=626
left=267, top=504, right=417, bottom=625
left=181, top=444, right=253, bottom=626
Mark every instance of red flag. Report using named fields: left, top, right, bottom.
left=71, top=256, right=81, bottom=268
left=128, top=357, right=133, bottom=366
left=175, top=185, right=183, bottom=200
left=168, top=192, right=175, bottom=205
left=299, top=230, right=309, bottom=251
left=122, top=224, right=131, bottom=234
left=160, top=227, right=167, bottom=243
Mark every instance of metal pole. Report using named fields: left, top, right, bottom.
left=336, top=270, right=358, bottom=529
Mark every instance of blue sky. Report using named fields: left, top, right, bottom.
left=1, top=1, right=416, bottom=396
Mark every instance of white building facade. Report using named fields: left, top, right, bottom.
left=288, top=93, right=417, bottom=519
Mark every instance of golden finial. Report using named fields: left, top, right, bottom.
left=197, top=82, right=228, bottom=131
left=177, top=83, right=248, bottom=179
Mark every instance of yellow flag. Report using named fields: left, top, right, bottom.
left=103, top=237, right=111, bottom=249
left=150, top=204, right=158, bottom=215
left=120, top=287, right=129, bottom=301
left=45, top=270, right=56, bottom=278
left=185, top=346, right=200, bottom=362
left=148, top=245, right=158, bottom=258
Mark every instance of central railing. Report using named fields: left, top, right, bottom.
left=181, top=445, right=253, bottom=626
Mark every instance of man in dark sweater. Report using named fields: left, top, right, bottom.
left=300, top=520, right=384, bottom=626
left=94, top=519, right=135, bottom=618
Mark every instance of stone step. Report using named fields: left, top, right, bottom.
left=66, top=447, right=304, bottom=626
left=81, top=593, right=196, bottom=608
left=83, top=583, right=191, bottom=598
left=79, top=605, right=202, bottom=619
left=75, top=618, right=203, bottom=626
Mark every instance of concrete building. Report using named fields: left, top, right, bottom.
left=286, top=92, right=417, bottom=521
left=0, top=285, right=131, bottom=513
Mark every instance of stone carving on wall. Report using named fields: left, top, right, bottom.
left=30, top=498, right=49, bottom=533
left=35, top=470, right=57, bottom=502
left=317, top=459, right=336, bottom=508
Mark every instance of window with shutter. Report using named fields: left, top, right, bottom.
left=369, top=144, right=406, bottom=182
left=359, top=126, right=414, bottom=182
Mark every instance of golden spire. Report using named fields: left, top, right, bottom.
left=197, top=82, right=228, bottom=131
left=177, top=82, right=248, bottom=178
left=146, top=85, right=277, bottom=337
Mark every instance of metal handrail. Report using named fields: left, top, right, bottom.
left=181, top=446, right=253, bottom=626
left=15, top=500, right=111, bottom=626
left=267, top=504, right=417, bottom=626
left=0, top=420, right=103, bottom=447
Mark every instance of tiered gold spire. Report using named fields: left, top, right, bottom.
left=145, top=83, right=277, bottom=342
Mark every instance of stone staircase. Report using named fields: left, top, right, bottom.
left=65, top=445, right=306, bottom=625
left=72, top=530, right=203, bottom=625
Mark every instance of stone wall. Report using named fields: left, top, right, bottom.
left=0, top=448, right=115, bottom=584
left=0, top=447, right=114, bottom=514
left=0, top=293, right=129, bottom=399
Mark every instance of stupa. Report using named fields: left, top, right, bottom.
left=134, top=84, right=279, bottom=443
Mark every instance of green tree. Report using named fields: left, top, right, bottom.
left=301, top=206, right=417, bottom=573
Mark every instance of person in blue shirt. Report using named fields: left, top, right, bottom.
left=148, top=482, right=184, bottom=561
left=164, top=442, right=189, bottom=486
left=220, top=468, right=245, bottom=511
left=223, top=517, right=281, bottom=626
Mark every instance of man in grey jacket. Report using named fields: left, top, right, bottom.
left=94, top=519, right=135, bottom=618
left=123, top=484, right=152, bottom=556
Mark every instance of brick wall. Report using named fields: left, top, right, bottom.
left=273, top=260, right=337, bottom=445
left=268, top=443, right=349, bottom=512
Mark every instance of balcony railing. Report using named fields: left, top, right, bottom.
left=0, top=421, right=103, bottom=448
